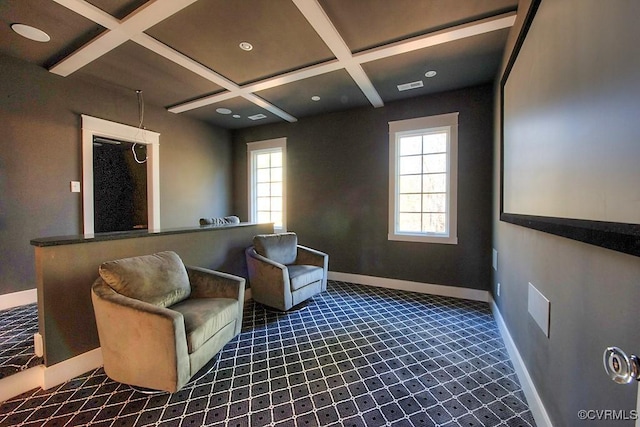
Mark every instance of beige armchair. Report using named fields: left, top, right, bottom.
left=245, top=232, right=328, bottom=311
left=91, top=251, right=244, bottom=393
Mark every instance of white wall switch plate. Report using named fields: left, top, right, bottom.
left=528, top=282, right=550, bottom=337
left=492, top=248, right=498, bottom=271
left=70, top=181, right=81, bottom=193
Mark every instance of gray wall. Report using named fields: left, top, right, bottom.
left=233, top=84, right=495, bottom=291
left=494, top=1, right=640, bottom=426
left=0, top=54, right=233, bottom=295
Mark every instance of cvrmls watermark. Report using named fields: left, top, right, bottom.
left=578, top=409, right=638, bottom=421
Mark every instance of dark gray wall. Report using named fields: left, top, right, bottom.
left=0, top=54, right=233, bottom=295
left=233, top=85, right=495, bottom=291
left=494, top=1, right=640, bottom=426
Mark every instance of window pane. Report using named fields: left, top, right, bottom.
left=399, top=155, right=422, bottom=175
left=271, top=182, right=282, bottom=197
left=423, top=193, right=446, bottom=213
left=256, top=168, right=270, bottom=182
left=270, top=152, right=282, bottom=167
left=271, top=167, right=282, bottom=182
left=271, top=212, right=283, bottom=228
left=256, top=153, right=270, bottom=168
left=256, top=183, right=270, bottom=197
left=423, top=153, right=446, bottom=173
left=399, top=175, right=421, bottom=193
left=423, top=132, right=447, bottom=154
left=423, top=174, right=446, bottom=193
left=398, top=213, right=421, bottom=232
left=399, top=135, right=422, bottom=155
left=399, top=194, right=421, bottom=212
left=423, top=213, right=446, bottom=233
left=257, top=197, right=271, bottom=211
left=257, top=211, right=271, bottom=223
left=271, top=197, right=283, bottom=212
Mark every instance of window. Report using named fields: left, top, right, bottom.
left=247, top=138, right=286, bottom=231
left=389, top=113, right=458, bottom=244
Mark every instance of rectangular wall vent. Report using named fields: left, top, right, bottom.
left=248, top=113, right=267, bottom=121
left=397, top=80, right=424, bottom=92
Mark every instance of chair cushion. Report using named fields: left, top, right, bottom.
left=253, top=233, right=298, bottom=265
left=171, top=298, right=239, bottom=353
left=288, top=265, right=324, bottom=291
left=99, top=251, right=191, bottom=308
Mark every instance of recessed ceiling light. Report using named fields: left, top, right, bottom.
left=248, top=113, right=267, bottom=121
left=11, top=23, right=50, bottom=42
left=216, top=108, right=232, bottom=115
left=239, top=41, right=253, bottom=51
left=311, top=96, right=321, bottom=102
left=425, top=70, right=437, bottom=78
left=233, top=114, right=241, bottom=119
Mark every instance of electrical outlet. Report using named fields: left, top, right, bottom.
left=70, top=181, right=81, bottom=193
left=497, top=282, right=501, bottom=297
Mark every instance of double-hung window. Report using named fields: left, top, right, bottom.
left=389, top=112, right=458, bottom=244
left=247, top=138, right=286, bottom=232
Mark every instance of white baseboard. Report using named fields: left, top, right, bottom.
left=0, top=348, right=104, bottom=403
left=41, top=348, right=103, bottom=390
left=0, top=289, right=37, bottom=311
left=490, top=297, right=553, bottom=427
left=0, top=365, right=44, bottom=403
left=328, top=271, right=489, bottom=302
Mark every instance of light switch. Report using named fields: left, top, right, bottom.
left=70, top=181, right=81, bottom=193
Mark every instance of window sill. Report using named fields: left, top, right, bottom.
left=388, top=233, right=458, bottom=245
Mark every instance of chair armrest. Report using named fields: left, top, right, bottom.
left=296, top=245, right=328, bottom=269
left=90, top=278, right=190, bottom=392
left=186, top=266, right=245, bottom=301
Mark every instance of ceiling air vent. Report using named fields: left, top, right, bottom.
left=397, top=80, right=424, bottom=92
left=248, top=113, right=267, bottom=121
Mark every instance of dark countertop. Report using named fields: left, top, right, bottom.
left=31, top=223, right=263, bottom=247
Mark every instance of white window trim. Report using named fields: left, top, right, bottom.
left=247, top=137, right=287, bottom=232
left=81, top=115, right=160, bottom=237
left=388, top=112, right=459, bottom=244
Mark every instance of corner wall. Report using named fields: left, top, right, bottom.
left=0, top=54, right=233, bottom=296
left=493, top=1, right=640, bottom=426
left=233, top=84, right=495, bottom=291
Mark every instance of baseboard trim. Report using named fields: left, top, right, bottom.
left=0, top=289, right=37, bottom=311
left=490, top=297, right=553, bottom=427
left=328, top=271, right=489, bottom=302
left=0, top=365, right=44, bottom=403
left=42, top=348, right=103, bottom=390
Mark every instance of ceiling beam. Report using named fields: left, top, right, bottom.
left=49, top=0, right=199, bottom=76
left=169, top=10, right=515, bottom=115
left=354, top=12, right=517, bottom=65
left=291, top=0, right=384, bottom=108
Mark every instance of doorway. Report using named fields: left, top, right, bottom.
left=93, top=136, right=148, bottom=233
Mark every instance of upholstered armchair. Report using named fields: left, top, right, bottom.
left=245, top=232, right=328, bottom=311
left=91, top=251, right=245, bottom=393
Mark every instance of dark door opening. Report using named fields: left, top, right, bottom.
left=93, top=136, right=148, bottom=233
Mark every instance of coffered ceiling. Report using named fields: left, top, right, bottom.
left=0, top=0, right=518, bottom=129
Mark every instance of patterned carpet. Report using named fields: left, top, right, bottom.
left=0, top=281, right=536, bottom=426
left=0, top=303, right=42, bottom=380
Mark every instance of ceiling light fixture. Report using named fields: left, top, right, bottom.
left=11, top=23, right=50, bottom=42
left=311, top=96, right=321, bottom=102
left=216, top=108, right=232, bottom=115
left=233, top=114, right=241, bottom=119
left=425, top=70, right=437, bottom=78
left=239, top=41, right=253, bottom=51
left=248, top=113, right=267, bottom=121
